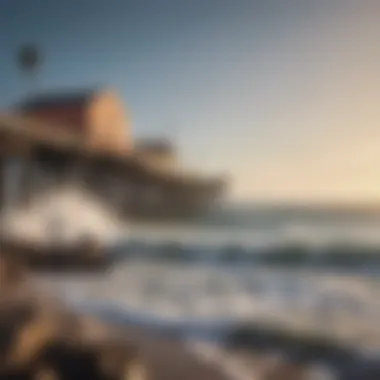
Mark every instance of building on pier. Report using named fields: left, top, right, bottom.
left=0, top=89, right=227, bottom=220
left=16, top=88, right=132, bottom=156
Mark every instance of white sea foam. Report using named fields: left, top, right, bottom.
left=34, top=261, right=380, bottom=355
left=0, top=184, right=125, bottom=246
left=32, top=261, right=379, bottom=379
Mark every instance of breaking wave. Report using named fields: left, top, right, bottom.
left=0, top=183, right=125, bottom=246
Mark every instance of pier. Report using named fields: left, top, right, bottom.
left=0, top=110, right=225, bottom=220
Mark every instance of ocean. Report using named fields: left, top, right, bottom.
left=124, top=204, right=380, bottom=274
left=5, top=196, right=380, bottom=378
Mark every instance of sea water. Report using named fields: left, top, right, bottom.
left=4, top=193, right=380, bottom=378
left=34, top=205, right=380, bottom=349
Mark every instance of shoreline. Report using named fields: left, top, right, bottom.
left=33, top=259, right=380, bottom=358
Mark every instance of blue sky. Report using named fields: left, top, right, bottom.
left=1, top=1, right=379, bottom=203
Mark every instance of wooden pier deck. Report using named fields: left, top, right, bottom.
left=0, top=113, right=226, bottom=219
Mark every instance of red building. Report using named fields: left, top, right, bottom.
left=17, top=88, right=132, bottom=156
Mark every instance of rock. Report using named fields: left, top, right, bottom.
left=0, top=250, right=233, bottom=380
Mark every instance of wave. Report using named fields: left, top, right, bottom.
left=35, top=259, right=380, bottom=363
left=113, top=238, right=380, bottom=275
left=0, top=183, right=125, bottom=246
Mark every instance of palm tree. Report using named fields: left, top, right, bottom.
left=17, top=43, right=42, bottom=95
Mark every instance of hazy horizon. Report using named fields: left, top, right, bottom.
left=1, top=1, right=380, bottom=204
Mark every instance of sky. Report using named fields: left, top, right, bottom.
left=0, top=0, right=379, bottom=204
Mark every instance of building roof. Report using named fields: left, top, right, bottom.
left=0, top=113, right=83, bottom=150
left=16, top=88, right=100, bottom=111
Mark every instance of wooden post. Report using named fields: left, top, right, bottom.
left=0, top=153, right=5, bottom=214
left=17, top=151, right=35, bottom=207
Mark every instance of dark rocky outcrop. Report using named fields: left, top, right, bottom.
left=0, top=250, right=231, bottom=380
